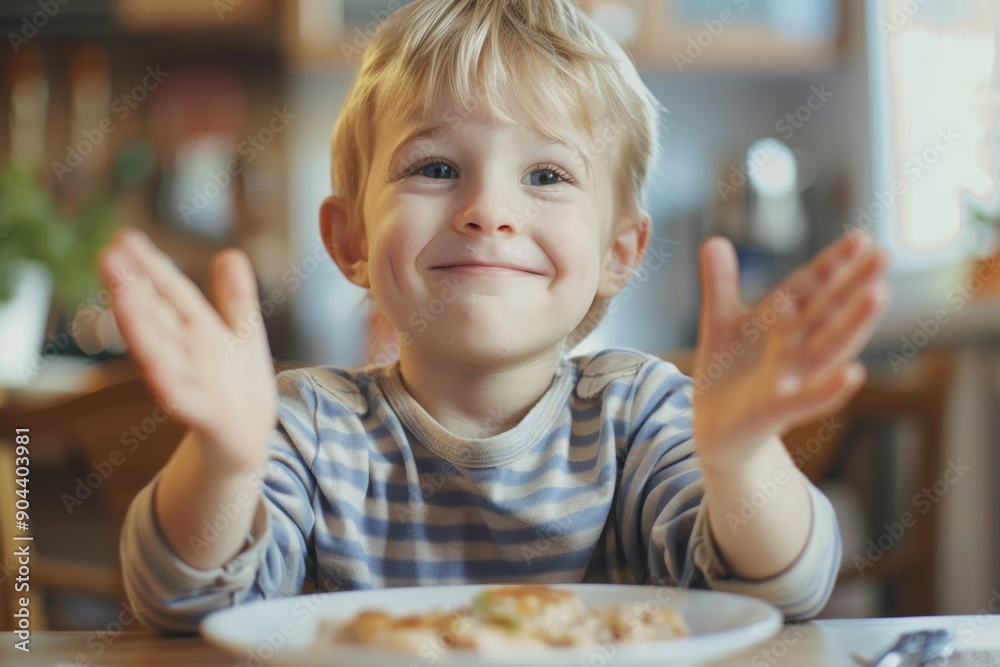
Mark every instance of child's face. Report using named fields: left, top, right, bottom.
left=329, top=88, right=641, bottom=365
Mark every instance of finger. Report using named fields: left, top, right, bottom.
left=101, top=242, right=186, bottom=344
left=776, top=361, right=866, bottom=429
left=101, top=243, right=190, bottom=358
left=210, top=248, right=264, bottom=337
left=771, top=231, right=871, bottom=314
left=110, top=270, right=194, bottom=398
left=116, top=228, right=215, bottom=327
left=802, top=246, right=890, bottom=337
left=122, top=282, right=187, bottom=355
left=698, top=236, right=743, bottom=339
left=803, top=281, right=890, bottom=375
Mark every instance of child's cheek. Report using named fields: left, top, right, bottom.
left=372, top=210, right=421, bottom=257
left=543, top=218, right=603, bottom=284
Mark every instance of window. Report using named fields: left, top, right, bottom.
left=871, top=0, right=999, bottom=269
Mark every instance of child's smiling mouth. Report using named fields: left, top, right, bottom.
left=430, top=262, right=546, bottom=277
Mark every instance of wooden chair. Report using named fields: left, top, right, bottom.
left=660, top=348, right=953, bottom=616
left=0, top=376, right=185, bottom=630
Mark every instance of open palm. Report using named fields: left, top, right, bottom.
left=98, top=229, right=277, bottom=473
left=691, top=232, right=890, bottom=465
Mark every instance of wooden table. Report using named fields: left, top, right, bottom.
left=2, top=616, right=999, bottom=666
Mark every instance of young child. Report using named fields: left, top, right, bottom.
left=102, top=0, right=889, bottom=633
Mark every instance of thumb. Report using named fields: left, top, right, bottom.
left=210, top=248, right=262, bottom=335
left=698, top=236, right=743, bottom=339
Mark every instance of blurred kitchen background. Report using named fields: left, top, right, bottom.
left=0, top=0, right=999, bottom=631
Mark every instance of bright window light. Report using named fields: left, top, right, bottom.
left=875, top=0, right=999, bottom=266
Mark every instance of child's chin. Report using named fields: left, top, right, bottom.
left=415, top=330, right=559, bottom=366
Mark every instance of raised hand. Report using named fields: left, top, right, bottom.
left=691, top=231, right=890, bottom=469
left=97, top=229, right=277, bottom=474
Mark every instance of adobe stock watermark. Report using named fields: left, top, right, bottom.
left=214, top=0, right=263, bottom=20
left=750, top=623, right=811, bottom=667
left=51, top=65, right=170, bottom=182
left=61, top=397, right=179, bottom=515
left=338, top=0, right=410, bottom=63
left=573, top=238, right=678, bottom=343
left=179, top=106, right=296, bottom=224
left=879, top=0, right=931, bottom=35
left=788, top=416, right=843, bottom=471
left=853, top=459, right=970, bottom=576
left=725, top=466, right=792, bottom=534
left=188, top=463, right=273, bottom=557
left=953, top=588, right=1000, bottom=657
left=727, top=416, right=845, bottom=534
left=520, top=495, right=592, bottom=567
left=17, top=261, right=137, bottom=384
left=607, top=239, right=677, bottom=315
left=7, top=0, right=71, bottom=53
left=672, top=0, right=752, bottom=72
left=409, top=276, right=462, bottom=334
left=717, top=85, right=833, bottom=202
left=690, top=287, right=797, bottom=395
left=716, top=138, right=780, bottom=203
left=66, top=602, right=146, bottom=667
left=392, top=410, right=509, bottom=522
left=886, top=256, right=1000, bottom=372
left=237, top=593, right=339, bottom=667
left=775, top=85, right=834, bottom=141
left=223, top=242, right=330, bottom=351
left=847, top=127, right=960, bottom=240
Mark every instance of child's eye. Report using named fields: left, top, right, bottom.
left=524, top=164, right=575, bottom=187
left=407, top=159, right=458, bottom=180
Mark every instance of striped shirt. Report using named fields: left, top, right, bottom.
left=121, top=348, right=841, bottom=632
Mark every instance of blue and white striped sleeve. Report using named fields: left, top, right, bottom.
left=120, top=369, right=320, bottom=633
left=248, top=370, right=321, bottom=601
left=620, top=355, right=841, bottom=620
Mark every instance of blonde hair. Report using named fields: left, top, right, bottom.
left=331, top=0, right=664, bottom=349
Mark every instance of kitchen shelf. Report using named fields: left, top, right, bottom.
left=280, top=0, right=846, bottom=73
left=587, top=0, right=846, bottom=73
left=114, top=0, right=276, bottom=31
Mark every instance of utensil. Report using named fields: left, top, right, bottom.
left=869, top=629, right=957, bottom=667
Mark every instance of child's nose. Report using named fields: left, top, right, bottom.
left=457, top=218, right=516, bottom=235
left=453, top=190, right=521, bottom=237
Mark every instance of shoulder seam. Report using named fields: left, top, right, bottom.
left=623, top=355, right=659, bottom=441
left=575, top=348, right=652, bottom=401
left=298, top=370, right=322, bottom=474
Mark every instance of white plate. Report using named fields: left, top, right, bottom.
left=201, top=583, right=781, bottom=667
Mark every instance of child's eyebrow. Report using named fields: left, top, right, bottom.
left=546, top=138, right=592, bottom=179
left=386, top=125, right=452, bottom=176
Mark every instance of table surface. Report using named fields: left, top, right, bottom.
left=2, top=616, right=999, bottom=666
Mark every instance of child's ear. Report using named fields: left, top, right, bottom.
left=320, top=196, right=370, bottom=288
left=597, top=211, right=651, bottom=299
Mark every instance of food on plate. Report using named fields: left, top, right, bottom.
left=315, top=584, right=689, bottom=655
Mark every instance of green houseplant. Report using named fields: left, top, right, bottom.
left=0, top=144, right=153, bottom=383
left=0, top=144, right=153, bottom=307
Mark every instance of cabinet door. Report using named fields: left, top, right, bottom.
left=116, top=0, right=275, bottom=30
left=583, top=0, right=843, bottom=72
left=284, top=0, right=420, bottom=69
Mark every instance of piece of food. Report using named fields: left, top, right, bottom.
left=315, top=585, right=689, bottom=655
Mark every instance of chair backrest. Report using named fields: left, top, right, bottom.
left=0, top=378, right=185, bottom=529
left=661, top=347, right=954, bottom=615
left=0, top=378, right=186, bottom=630
left=659, top=349, right=952, bottom=486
